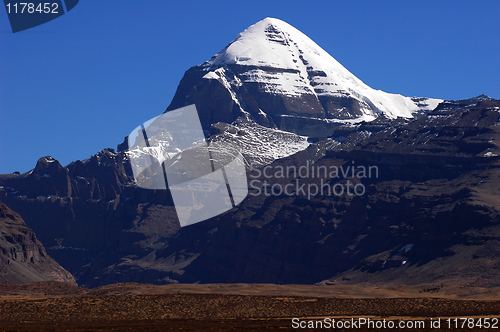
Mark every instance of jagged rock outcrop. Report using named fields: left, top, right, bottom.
left=0, top=201, right=76, bottom=284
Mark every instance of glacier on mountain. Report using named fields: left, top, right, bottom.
left=202, top=17, right=442, bottom=121
left=155, top=18, right=445, bottom=168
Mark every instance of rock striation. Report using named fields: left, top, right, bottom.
left=0, top=201, right=76, bottom=284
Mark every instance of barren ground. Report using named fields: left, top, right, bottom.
left=0, top=282, right=499, bottom=331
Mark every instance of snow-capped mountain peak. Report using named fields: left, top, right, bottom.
left=202, top=17, right=442, bottom=121
left=209, top=17, right=349, bottom=74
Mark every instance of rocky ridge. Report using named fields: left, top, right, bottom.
left=1, top=96, right=499, bottom=287
left=0, top=201, right=76, bottom=284
left=0, top=17, right=498, bottom=287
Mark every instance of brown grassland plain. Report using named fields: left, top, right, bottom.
left=0, top=282, right=499, bottom=331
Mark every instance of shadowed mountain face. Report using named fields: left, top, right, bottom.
left=0, top=201, right=76, bottom=284
left=0, top=18, right=498, bottom=287
left=166, top=18, right=441, bottom=138
left=1, top=97, right=500, bottom=287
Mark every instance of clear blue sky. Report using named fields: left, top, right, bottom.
left=1, top=0, right=499, bottom=173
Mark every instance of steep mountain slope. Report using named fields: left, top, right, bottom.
left=0, top=201, right=76, bottom=284
left=0, top=18, right=497, bottom=287
left=166, top=18, right=441, bottom=137
left=127, top=18, right=442, bottom=172
left=1, top=97, right=499, bottom=287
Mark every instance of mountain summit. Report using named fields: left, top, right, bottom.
left=166, top=18, right=442, bottom=137
left=1, top=18, right=499, bottom=288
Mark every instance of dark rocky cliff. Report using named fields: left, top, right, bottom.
left=0, top=201, right=76, bottom=284
left=1, top=97, right=499, bottom=287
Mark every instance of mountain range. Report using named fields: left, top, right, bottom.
left=0, top=18, right=499, bottom=287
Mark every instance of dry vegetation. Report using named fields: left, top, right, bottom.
left=0, top=282, right=499, bottom=331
